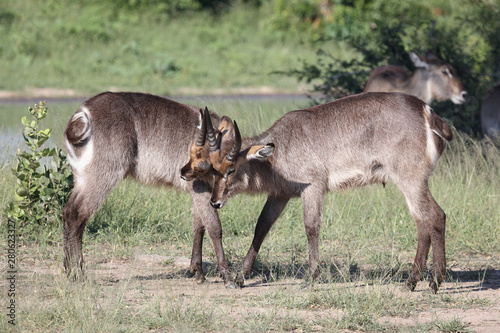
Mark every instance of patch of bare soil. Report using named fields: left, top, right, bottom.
left=379, top=269, right=500, bottom=332
left=11, top=246, right=500, bottom=332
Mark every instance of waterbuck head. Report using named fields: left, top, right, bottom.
left=410, top=51, right=467, bottom=104
left=205, top=115, right=274, bottom=208
left=181, top=109, right=274, bottom=208
left=180, top=107, right=215, bottom=181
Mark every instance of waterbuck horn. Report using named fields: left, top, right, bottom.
left=195, top=108, right=208, bottom=146
left=226, top=120, right=241, bottom=162
left=205, top=107, right=218, bottom=153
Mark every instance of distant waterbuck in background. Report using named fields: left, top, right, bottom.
left=183, top=92, right=452, bottom=293
left=481, top=84, right=500, bottom=140
left=364, top=51, right=467, bottom=105
left=63, top=92, right=237, bottom=287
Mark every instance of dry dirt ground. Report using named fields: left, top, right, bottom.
left=9, top=245, right=500, bottom=333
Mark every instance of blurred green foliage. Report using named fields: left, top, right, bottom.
left=275, top=0, right=500, bottom=135
left=1, top=0, right=499, bottom=134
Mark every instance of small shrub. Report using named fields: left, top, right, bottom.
left=5, top=102, right=73, bottom=241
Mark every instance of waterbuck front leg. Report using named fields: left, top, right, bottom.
left=191, top=182, right=235, bottom=288
left=237, top=195, right=290, bottom=287
left=190, top=207, right=206, bottom=284
left=301, top=185, right=325, bottom=288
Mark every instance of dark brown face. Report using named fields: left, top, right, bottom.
left=208, top=141, right=275, bottom=209
left=181, top=109, right=274, bottom=208
left=180, top=107, right=213, bottom=182
left=180, top=144, right=211, bottom=181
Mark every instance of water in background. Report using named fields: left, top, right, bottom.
left=0, top=128, right=25, bottom=169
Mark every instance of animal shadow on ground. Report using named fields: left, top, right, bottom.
left=213, top=261, right=500, bottom=292
left=102, top=258, right=499, bottom=293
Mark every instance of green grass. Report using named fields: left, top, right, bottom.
left=0, top=1, right=352, bottom=96
left=1, top=99, right=499, bottom=332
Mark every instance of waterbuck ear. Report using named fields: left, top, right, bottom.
left=410, top=51, right=428, bottom=69
left=218, top=116, right=238, bottom=157
left=218, top=116, right=234, bottom=135
left=244, top=143, right=275, bottom=161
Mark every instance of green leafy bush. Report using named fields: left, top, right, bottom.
left=95, top=0, right=233, bottom=15
left=5, top=102, right=73, bottom=241
left=281, top=0, right=500, bottom=135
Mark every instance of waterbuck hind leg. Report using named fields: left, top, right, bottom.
left=406, top=219, right=431, bottom=291
left=237, top=196, right=289, bottom=287
left=63, top=186, right=110, bottom=280
left=63, top=192, right=87, bottom=280
left=429, top=198, right=446, bottom=293
left=63, top=161, right=124, bottom=280
left=399, top=181, right=446, bottom=293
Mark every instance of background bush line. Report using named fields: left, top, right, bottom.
left=2, top=1, right=498, bottom=134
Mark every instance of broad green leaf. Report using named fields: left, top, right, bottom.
left=21, top=116, right=30, bottom=126
left=16, top=188, right=28, bottom=197
left=37, top=136, right=49, bottom=146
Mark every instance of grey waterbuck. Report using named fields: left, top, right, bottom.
left=63, top=92, right=237, bottom=287
left=364, top=51, right=467, bottom=105
left=481, top=84, right=500, bottom=140
left=183, top=92, right=452, bottom=293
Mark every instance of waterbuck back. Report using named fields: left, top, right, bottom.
left=188, top=92, right=452, bottom=293
left=364, top=51, right=467, bottom=105
left=63, top=92, right=236, bottom=287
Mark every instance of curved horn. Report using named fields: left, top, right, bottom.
left=226, top=120, right=241, bottom=162
left=205, top=107, right=218, bottom=153
left=195, top=108, right=207, bottom=146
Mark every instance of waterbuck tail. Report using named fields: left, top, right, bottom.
left=65, top=106, right=92, bottom=146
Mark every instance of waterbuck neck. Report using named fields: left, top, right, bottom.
left=407, top=69, right=432, bottom=104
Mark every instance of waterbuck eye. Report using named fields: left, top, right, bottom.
left=224, top=168, right=236, bottom=179
left=226, top=168, right=236, bottom=177
left=441, top=68, right=452, bottom=77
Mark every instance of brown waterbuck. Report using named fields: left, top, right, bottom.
left=182, top=92, right=452, bottom=293
left=63, top=92, right=237, bottom=288
left=364, top=51, right=467, bottom=105
left=481, top=84, right=500, bottom=140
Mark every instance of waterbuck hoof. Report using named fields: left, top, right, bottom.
left=191, top=271, right=206, bottom=284
left=428, top=281, right=439, bottom=294
left=234, top=272, right=245, bottom=288
left=300, top=281, right=313, bottom=291
left=67, top=269, right=85, bottom=282
left=404, top=279, right=417, bottom=292
left=225, top=281, right=240, bottom=290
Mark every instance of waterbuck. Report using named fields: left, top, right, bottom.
left=183, top=92, right=452, bottom=293
left=481, top=84, right=500, bottom=140
left=364, top=51, right=467, bottom=105
left=63, top=92, right=237, bottom=287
